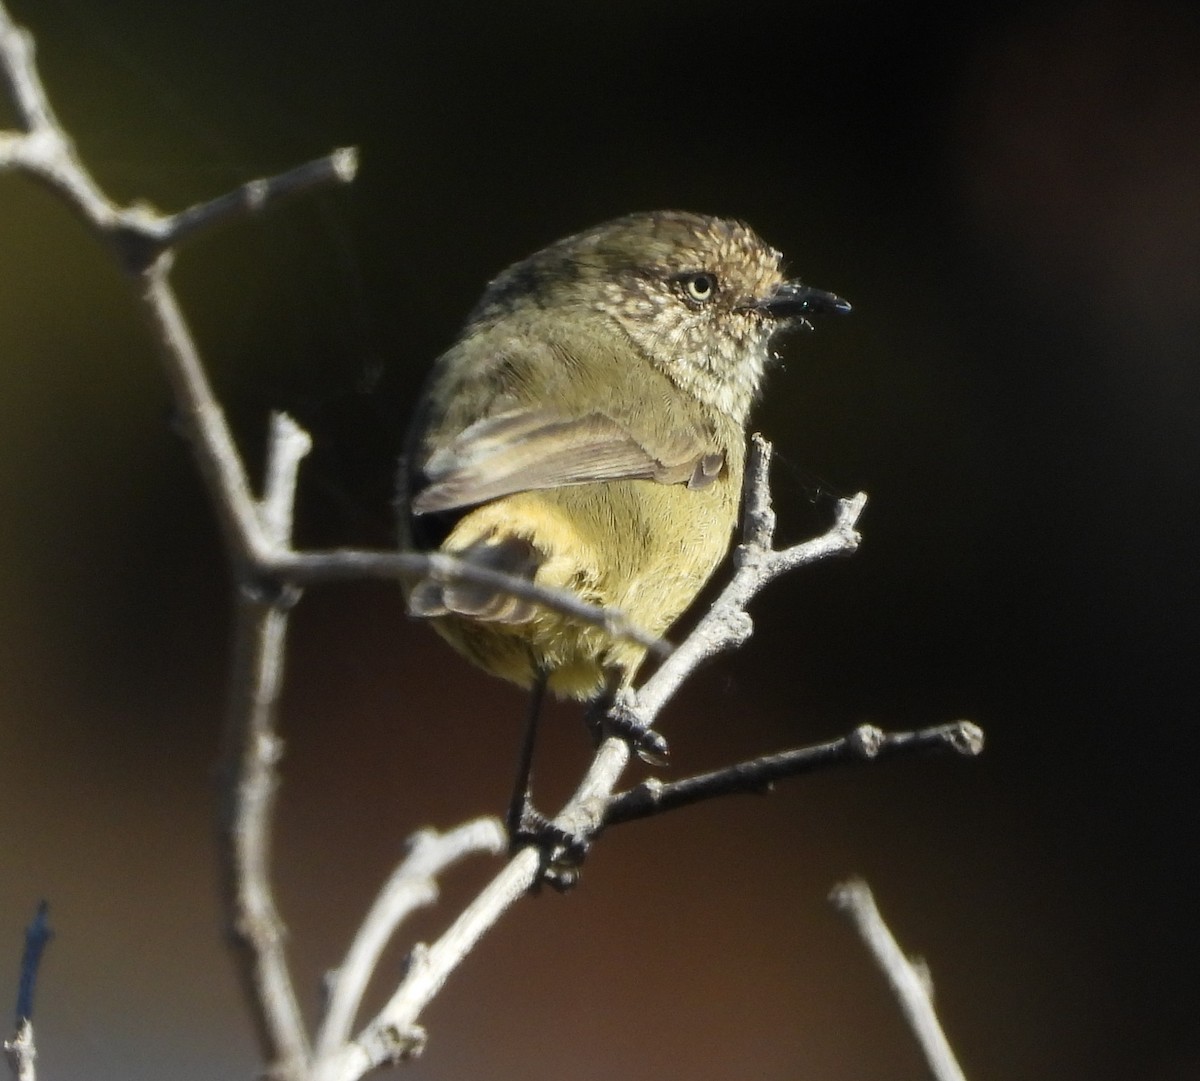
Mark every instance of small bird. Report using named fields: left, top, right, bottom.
left=399, top=211, right=848, bottom=719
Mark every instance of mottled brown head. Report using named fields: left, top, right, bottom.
left=467, top=211, right=850, bottom=424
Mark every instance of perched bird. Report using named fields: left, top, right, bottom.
left=400, top=211, right=849, bottom=713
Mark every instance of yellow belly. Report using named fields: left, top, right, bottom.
left=428, top=475, right=739, bottom=699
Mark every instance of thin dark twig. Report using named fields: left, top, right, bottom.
left=13, top=903, right=51, bottom=1026
left=603, top=721, right=984, bottom=827
left=4, top=903, right=51, bottom=1081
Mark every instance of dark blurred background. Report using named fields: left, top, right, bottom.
left=2, top=1, right=1198, bottom=1079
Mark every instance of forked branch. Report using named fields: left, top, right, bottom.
left=0, top=7, right=982, bottom=1081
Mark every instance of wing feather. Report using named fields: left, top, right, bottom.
left=411, top=408, right=723, bottom=515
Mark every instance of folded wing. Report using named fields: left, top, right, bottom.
left=411, top=408, right=724, bottom=515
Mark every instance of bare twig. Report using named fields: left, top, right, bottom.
left=831, top=879, right=969, bottom=1081
left=161, top=149, right=359, bottom=255
left=322, top=841, right=548, bottom=1081
left=260, top=414, right=313, bottom=544
left=315, top=819, right=507, bottom=1058
left=603, top=721, right=984, bottom=827
left=215, top=415, right=314, bottom=1075
left=4, top=903, right=52, bottom=1081
left=0, top=7, right=671, bottom=1077
left=0, top=3, right=358, bottom=271
left=2, top=8, right=642, bottom=656
left=312, top=478, right=868, bottom=1081
left=11, top=902, right=50, bottom=1028
left=267, top=550, right=670, bottom=658
left=2, top=9, right=984, bottom=1081
left=739, top=431, right=777, bottom=546
left=632, top=439, right=865, bottom=722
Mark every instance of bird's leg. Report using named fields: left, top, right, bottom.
left=587, top=677, right=670, bottom=766
left=506, top=666, right=588, bottom=890
left=505, top=665, right=548, bottom=843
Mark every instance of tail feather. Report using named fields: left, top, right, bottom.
left=408, top=535, right=544, bottom=624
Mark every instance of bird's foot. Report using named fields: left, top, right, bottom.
left=589, top=689, right=669, bottom=766
left=507, top=796, right=589, bottom=892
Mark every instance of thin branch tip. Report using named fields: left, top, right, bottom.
left=831, top=878, right=969, bottom=1081
left=829, top=876, right=871, bottom=912
left=603, top=718, right=984, bottom=828
left=14, top=902, right=52, bottom=1026
left=741, top=432, right=777, bottom=547
left=331, top=146, right=359, bottom=182
left=269, top=411, right=312, bottom=448
left=831, top=491, right=868, bottom=543
left=5, top=902, right=50, bottom=1081
left=161, top=148, right=360, bottom=253
left=843, top=491, right=868, bottom=525
left=946, top=720, right=984, bottom=756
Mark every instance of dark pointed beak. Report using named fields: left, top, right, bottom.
left=760, top=281, right=852, bottom=321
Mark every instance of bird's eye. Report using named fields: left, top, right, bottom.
left=678, top=272, right=718, bottom=304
